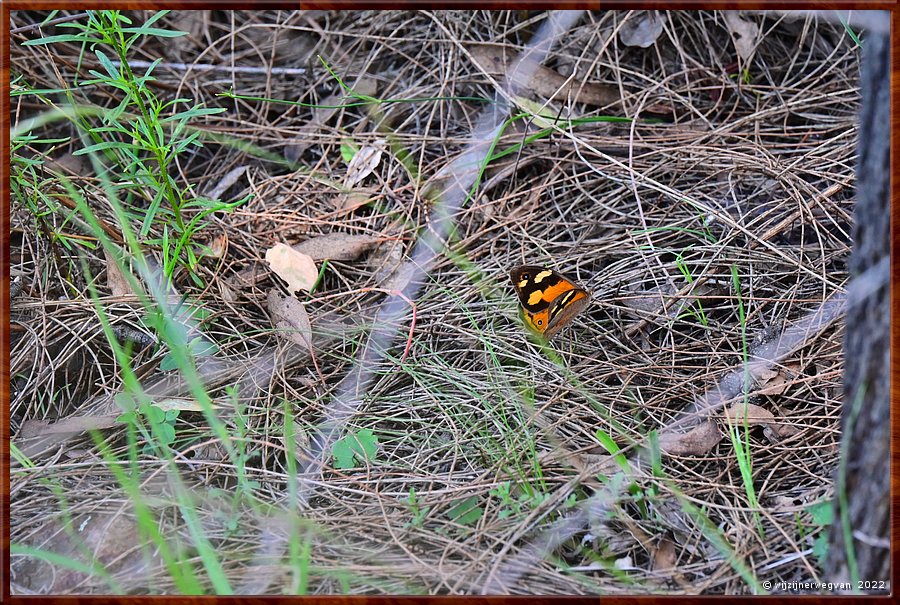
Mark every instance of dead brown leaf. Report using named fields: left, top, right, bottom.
left=104, top=248, right=133, bottom=297
left=265, top=243, right=318, bottom=294
left=724, top=402, right=800, bottom=442
left=756, top=372, right=788, bottom=396
left=345, top=139, right=386, bottom=188
left=468, top=43, right=619, bottom=107
left=206, top=233, right=228, bottom=259
left=232, top=233, right=380, bottom=294
left=16, top=415, right=122, bottom=460
left=723, top=12, right=760, bottom=62
left=659, top=420, right=721, bottom=456
left=334, top=189, right=381, bottom=213
left=756, top=362, right=801, bottom=396
left=652, top=537, right=678, bottom=571
left=651, top=537, right=693, bottom=589
left=292, top=233, right=382, bottom=261
left=267, top=290, right=312, bottom=352
left=12, top=508, right=159, bottom=593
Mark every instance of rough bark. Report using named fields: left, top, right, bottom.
left=824, top=27, right=891, bottom=589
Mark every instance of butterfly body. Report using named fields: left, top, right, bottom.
left=509, top=265, right=590, bottom=339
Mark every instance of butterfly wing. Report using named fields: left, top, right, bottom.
left=509, top=265, right=589, bottom=339
left=544, top=286, right=590, bottom=339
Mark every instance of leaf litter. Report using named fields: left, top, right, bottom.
left=10, top=9, right=857, bottom=596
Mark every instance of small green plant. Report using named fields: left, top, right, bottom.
left=144, top=303, right=218, bottom=371
left=728, top=264, right=764, bottom=536
left=116, top=400, right=179, bottom=457
left=674, top=253, right=708, bottom=326
left=332, top=428, right=379, bottom=469
left=593, top=429, right=657, bottom=520
left=490, top=481, right=551, bottom=520
left=404, top=488, right=431, bottom=529
left=18, top=10, right=238, bottom=285
left=800, top=500, right=834, bottom=563
left=728, top=67, right=752, bottom=85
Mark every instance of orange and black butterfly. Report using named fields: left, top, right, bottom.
left=509, top=265, right=590, bottom=340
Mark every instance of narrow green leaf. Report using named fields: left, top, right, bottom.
left=121, top=27, right=189, bottom=38
left=72, top=140, right=136, bottom=155
left=94, top=49, right=121, bottom=80
left=21, top=33, right=99, bottom=46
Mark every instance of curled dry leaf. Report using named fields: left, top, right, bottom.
left=231, top=234, right=381, bottom=294
left=724, top=402, right=800, bottom=442
left=652, top=537, right=693, bottom=589
left=345, top=139, right=386, bottom=188
left=723, top=12, right=760, bottom=62
left=267, top=289, right=312, bottom=352
left=265, top=243, right=318, bottom=294
left=659, top=420, right=721, bottom=456
left=756, top=371, right=788, bottom=396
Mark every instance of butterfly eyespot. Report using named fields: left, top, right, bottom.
left=537, top=319, right=543, bottom=325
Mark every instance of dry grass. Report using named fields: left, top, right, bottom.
left=10, top=10, right=858, bottom=595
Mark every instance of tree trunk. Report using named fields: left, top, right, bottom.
left=824, top=25, right=891, bottom=591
